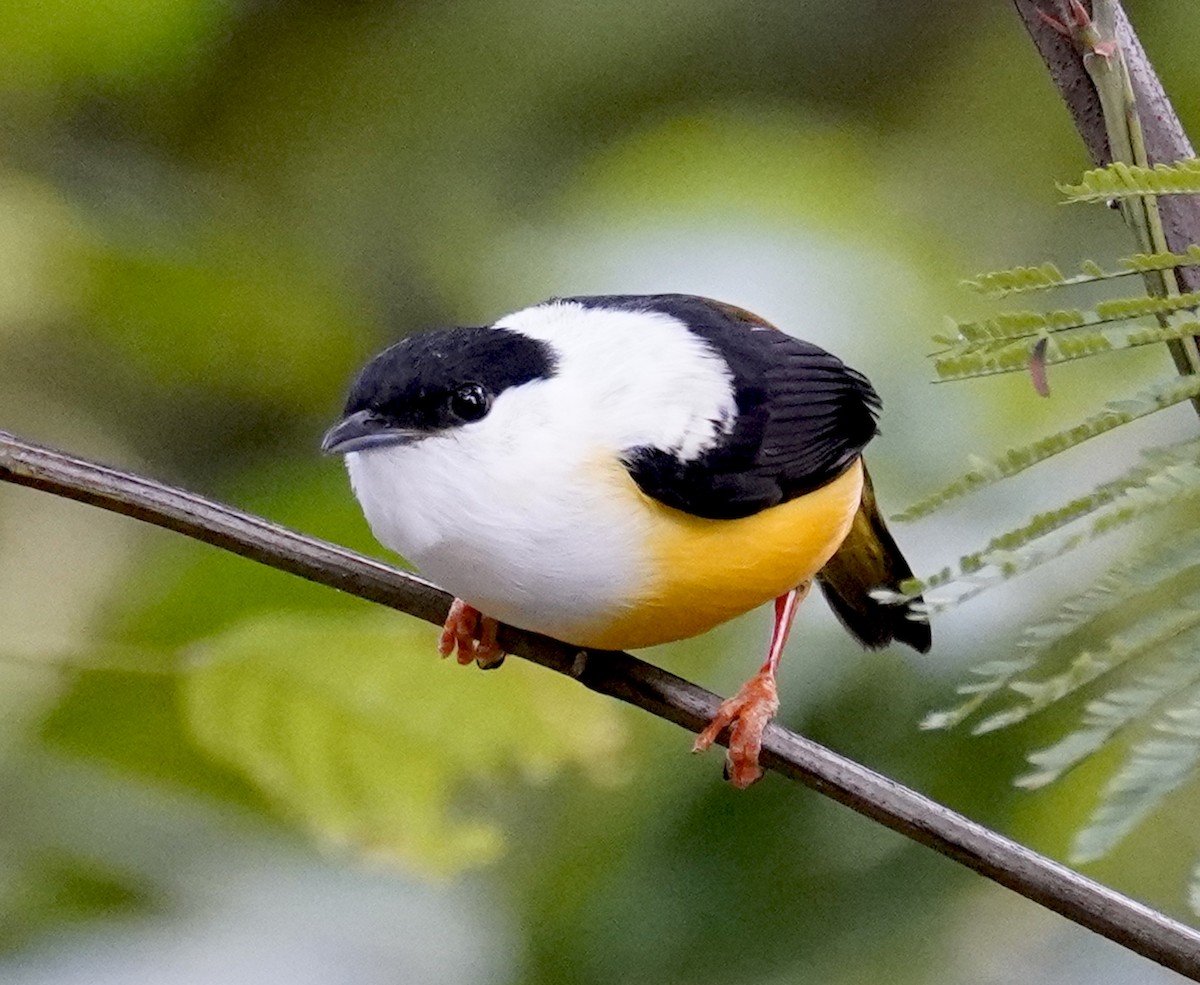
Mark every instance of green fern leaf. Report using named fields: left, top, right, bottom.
left=183, top=614, right=625, bottom=874
left=896, top=376, right=1200, bottom=521
left=920, top=657, right=1037, bottom=731
left=950, top=307, right=1087, bottom=345
left=923, top=528, right=1200, bottom=735
left=909, top=439, right=1200, bottom=604
left=1018, top=640, right=1200, bottom=789
left=963, top=248, right=1200, bottom=298
left=1071, top=692, right=1200, bottom=863
left=961, top=262, right=1067, bottom=297
left=946, top=292, right=1200, bottom=351
left=1123, top=245, right=1200, bottom=275
left=1015, top=528, right=1200, bottom=649
left=934, top=319, right=1200, bottom=381
left=1059, top=159, right=1200, bottom=203
left=975, top=606, right=1200, bottom=735
left=958, top=454, right=1200, bottom=574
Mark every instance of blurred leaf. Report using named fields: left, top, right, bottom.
left=0, top=848, right=150, bottom=953
left=76, top=226, right=367, bottom=412
left=41, top=666, right=270, bottom=812
left=0, top=0, right=233, bottom=92
left=39, top=463, right=382, bottom=818
left=182, top=614, right=625, bottom=875
left=1072, top=695, right=1200, bottom=863
left=0, top=172, right=83, bottom=333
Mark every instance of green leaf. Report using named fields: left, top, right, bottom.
left=962, top=248, right=1200, bottom=298
left=910, top=439, right=1200, bottom=604
left=896, top=376, right=1200, bottom=521
left=933, top=318, right=1200, bottom=381
left=1059, top=160, right=1200, bottom=204
left=1015, top=528, right=1200, bottom=654
left=41, top=665, right=272, bottom=812
left=77, top=228, right=369, bottom=413
left=919, top=657, right=1036, bottom=731
left=0, top=849, right=151, bottom=953
left=961, top=262, right=1068, bottom=298
left=945, top=291, right=1200, bottom=351
left=1071, top=692, right=1200, bottom=863
left=1019, top=642, right=1200, bottom=789
left=182, top=614, right=626, bottom=875
left=976, top=608, right=1200, bottom=736
left=0, top=0, right=232, bottom=91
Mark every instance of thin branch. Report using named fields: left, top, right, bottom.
left=2, top=428, right=1199, bottom=977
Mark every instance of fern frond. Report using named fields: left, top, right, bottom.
left=974, top=607, right=1200, bottom=735
left=1016, top=527, right=1200, bottom=650
left=962, top=263, right=1068, bottom=297
left=1059, top=159, right=1200, bottom=204
left=1124, top=246, right=1200, bottom=275
left=963, top=248, right=1200, bottom=299
left=925, top=528, right=1200, bottom=734
left=1018, top=639, right=1200, bottom=789
left=958, top=451, right=1200, bottom=575
left=1071, top=689, right=1200, bottom=863
left=896, top=376, right=1200, bottom=521
left=947, top=291, right=1200, bottom=350
left=935, top=319, right=1200, bottom=381
left=909, top=439, right=1200, bottom=605
left=920, top=656, right=1038, bottom=731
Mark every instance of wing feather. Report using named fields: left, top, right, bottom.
left=581, top=294, right=880, bottom=521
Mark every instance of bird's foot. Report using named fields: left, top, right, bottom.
left=692, top=669, right=779, bottom=789
left=437, top=598, right=506, bottom=669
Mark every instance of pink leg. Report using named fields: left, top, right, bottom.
left=437, top=598, right=506, bottom=669
left=693, top=581, right=811, bottom=788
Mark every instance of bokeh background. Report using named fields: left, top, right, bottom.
left=1, top=1, right=1199, bottom=982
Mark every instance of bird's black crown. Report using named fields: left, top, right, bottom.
left=343, top=326, right=558, bottom=432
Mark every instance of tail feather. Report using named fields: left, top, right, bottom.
left=816, top=465, right=930, bottom=653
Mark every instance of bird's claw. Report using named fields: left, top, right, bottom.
left=438, top=598, right=506, bottom=669
left=693, top=670, right=780, bottom=789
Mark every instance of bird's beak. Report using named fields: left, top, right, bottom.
left=321, top=411, right=421, bottom=455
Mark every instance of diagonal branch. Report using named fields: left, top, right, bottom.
left=2, top=428, right=1199, bottom=977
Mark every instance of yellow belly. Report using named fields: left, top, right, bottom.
left=571, top=459, right=864, bottom=649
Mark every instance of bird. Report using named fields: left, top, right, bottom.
left=321, top=294, right=930, bottom=787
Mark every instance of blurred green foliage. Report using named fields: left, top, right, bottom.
left=2, top=1, right=1200, bottom=983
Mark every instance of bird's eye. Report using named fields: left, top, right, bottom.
left=448, top=382, right=491, bottom=422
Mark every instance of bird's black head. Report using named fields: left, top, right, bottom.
left=322, top=326, right=558, bottom=454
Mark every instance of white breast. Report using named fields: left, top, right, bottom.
left=345, top=300, right=738, bottom=643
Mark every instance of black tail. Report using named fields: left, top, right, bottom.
left=815, top=465, right=930, bottom=653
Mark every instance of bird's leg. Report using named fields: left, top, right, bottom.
left=437, top=598, right=506, bottom=669
left=693, top=581, right=810, bottom=788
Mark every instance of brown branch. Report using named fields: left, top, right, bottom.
left=3, top=427, right=1200, bottom=977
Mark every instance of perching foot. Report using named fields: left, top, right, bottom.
left=693, top=669, right=780, bottom=789
left=437, top=598, right=506, bottom=669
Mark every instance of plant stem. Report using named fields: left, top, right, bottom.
left=1014, top=0, right=1200, bottom=391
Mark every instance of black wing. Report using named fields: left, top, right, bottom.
left=567, top=294, right=880, bottom=521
